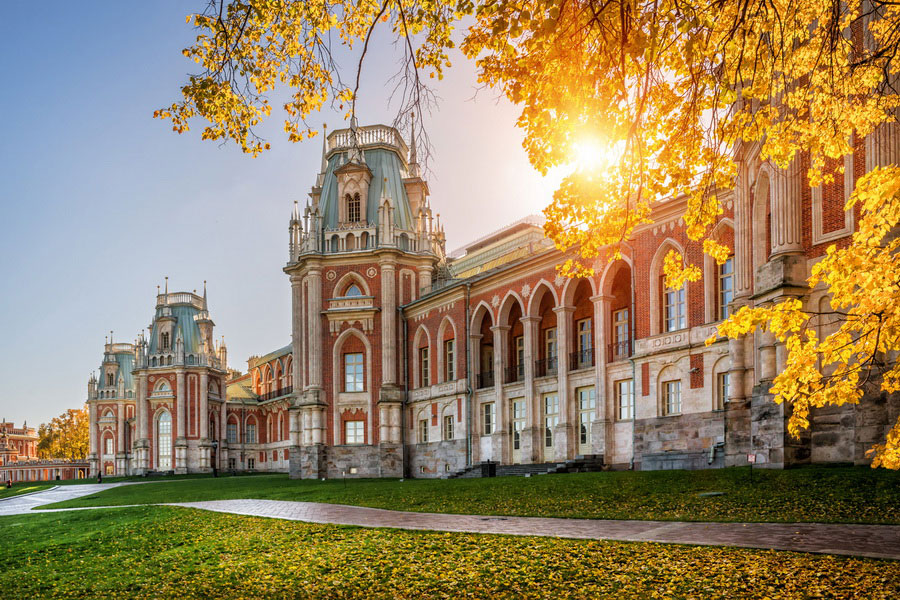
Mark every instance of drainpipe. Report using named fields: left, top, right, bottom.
left=464, top=282, right=473, bottom=468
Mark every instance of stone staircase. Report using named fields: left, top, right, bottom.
left=445, top=455, right=604, bottom=479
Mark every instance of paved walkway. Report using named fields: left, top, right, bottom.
left=170, top=499, right=900, bottom=560
left=3, top=486, right=899, bottom=559
left=0, top=483, right=133, bottom=516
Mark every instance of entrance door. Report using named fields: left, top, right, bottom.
left=511, top=399, right=526, bottom=463
left=578, top=387, right=596, bottom=456
left=543, top=393, right=559, bottom=462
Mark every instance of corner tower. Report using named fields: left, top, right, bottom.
left=285, top=121, right=445, bottom=479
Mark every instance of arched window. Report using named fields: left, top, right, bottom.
left=344, top=284, right=362, bottom=297
left=347, top=192, right=361, bottom=223
left=157, top=411, right=172, bottom=470
left=107, top=373, right=114, bottom=386
left=160, top=331, right=170, bottom=351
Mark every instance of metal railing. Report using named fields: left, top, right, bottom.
left=534, top=357, right=558, bottom=378
left=258, top=386, right=293, bottom=402
left=505, top=363, right=525, bottom=384
left=608, top=340, right=632, bottom=362
left=476, top=371, right=495, bottom=389
left=570, top=348, right=595, bottom=370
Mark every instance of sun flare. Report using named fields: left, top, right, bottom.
left=571, top=137, right=625, bottom=174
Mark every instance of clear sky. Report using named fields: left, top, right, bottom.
left=0, top=2, right=561, bottom=427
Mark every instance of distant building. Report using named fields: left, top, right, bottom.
left=0, top=421, right=87, bottom=483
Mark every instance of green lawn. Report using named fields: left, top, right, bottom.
left=43, top=465, right=900, bottom=524
left=0, top=483, right=53, bottom=500
left=1, top=506, right=897, bottom=599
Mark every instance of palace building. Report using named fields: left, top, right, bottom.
left=87, top=121, right=900, bottom=478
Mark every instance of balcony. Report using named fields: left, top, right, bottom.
left=504, top=363, right=524, bottom=384
left=476, top=371, right=495, bottom=389
left=258, top=386, right=293, bottom=402
left=608, top=340, right=633, bottom=362
left=534, top=357, right=558, bottom=378
left=570, top=348, right=595, bottom=370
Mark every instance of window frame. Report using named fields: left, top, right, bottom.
left=344, top=420, right=365, bottom=445
left=245, top=423, right=257, bottom=444
left=577, top=386, right=596, bottom=445
left=226, top=422, right=238, bottom=444
left=344, top=352, right=365, bottom=392
left=716, top=372, right=730, bottom=410
left=615, top=379, right=634, bottom=420
left=418, top=419, right=429, bottom=443
left=482, top=402, right=495, bottom=436
left=662, top=380, right=682, bottom=416
left=443, top=414, right=454, bottom=441
left=663, top=284, right=686, bottom=332
left=444, top=339, right=455, bottom=381
left=543, top=393, right=559, bottom=448
left=419, top=346, right=430, bottom=387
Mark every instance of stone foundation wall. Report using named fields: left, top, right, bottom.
left=407, top=439, right=467, bottom=477
left=634, top=410, right=726, bottom=470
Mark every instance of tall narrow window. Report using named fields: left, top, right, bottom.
left=511, top=400, right=526, bottom=451
left=443, top=415, right=454, bottom=440
left=544, top=328, right=558, bottom=370
left=663, top=380, right=682, bottom=415
left=577, top=387, right=596, bottom=446
left=482, top=402, right=495, bottom=435
left=719, top=257, right=734, bottom=320
left=663, top=283, right=686, bottom=332
left=345, top=420, right=364, bottom=444
left=246, top=423, right=257, bottom=443
left=107, top=373, right=114, bottom=386
left=161, top=331, right=170, bottom=351
left=226, top=423, right=237, bottom=444
left=515, top=335, right=525, bottom=378
left=157, top=411, right=172, bottom=470
left=420, top=347, right=430, bottom=387
left=543, top=394, right=559, bottom=447
left=444, top=339, right=455, bottom=381
left=577, top=319, right=592, bottom=366
left=105, top=437, right=114, bottom=455
left=347, top=192, right=361, bottom=223
left=344, top=352, right=364, bottom=392
left=418, top=419, right=429, bottom=443
left=615, top=379, right=634, bottom=420
left=613, top=308, right=629, bottom=359
left=716, top=372, right=730, bottom=410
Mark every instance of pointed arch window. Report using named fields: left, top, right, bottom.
left=344, top=284, right=363, bottom=297
left=157, top=411, right=172, bottom=470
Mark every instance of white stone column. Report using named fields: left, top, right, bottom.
left=116, top=400, right=125, bottom=475
left=553, top=305, right=575, bottom=460
left=307, top=267, right=323, bottom=389
left=88, top=400, right=98, bottom=462
left=491, top=324, right=510, bottom=462
left=175, top=368, right=187, bottom=473
left=733, top=164, right=754, bottom=298
left=381, top=260, right=397, bottom=385
left=520, top=315, right=540, bottom=463
left=200, top=371, right=209, bottom=440
left=591, top=295, right=612, bottom=458
left=770, top=159, right=803, bottom=256
left=290, top=274, right=304, bottom=389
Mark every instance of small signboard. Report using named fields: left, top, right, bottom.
left=747, top=453, right=757, bottom=464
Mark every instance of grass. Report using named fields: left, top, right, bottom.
left=0, top=483, right=53, bottom=500
left=1, top=506, right=898, bottom=599
left=42, top=465, right=900, bottom=524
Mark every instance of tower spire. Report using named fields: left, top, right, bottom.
left=164, top=276, right=168, bottom=295
left=202, top=280, right=208, bottom=309
left=409, top=111, right=420, bottom=177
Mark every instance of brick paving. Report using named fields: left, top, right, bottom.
left=170, top=499, right=900, bottom=560
left=3, top=485, right=899, bottom=559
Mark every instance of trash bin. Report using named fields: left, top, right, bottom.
left=480, top=461, right=497, bottom=478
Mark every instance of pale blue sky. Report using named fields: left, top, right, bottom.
left=0, top=2, right=559, bottom=426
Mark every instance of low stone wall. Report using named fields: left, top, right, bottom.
left=407, top=439, right=467, bottom=478
left=633, top=410, right=726, bottom=470
left=289, top=444, right=404, bottom=479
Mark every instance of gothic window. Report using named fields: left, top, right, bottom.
left=226, top=423, right=237, bottom=444
left=246, top=423, right=257, bottom=444
left=107, top=373, right=114, bottom=386
left=420, top=347, right=430, bottom=387
left=160, top=331, right=170, bottom=351
left=347, top=192, right=361, bottom=223
left=344, top=284, right=363, bottom=297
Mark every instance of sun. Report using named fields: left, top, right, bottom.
left=571, top=137, right=625, bottom=174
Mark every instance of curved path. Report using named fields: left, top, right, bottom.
left=2, top=485, right=899, bottom=560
